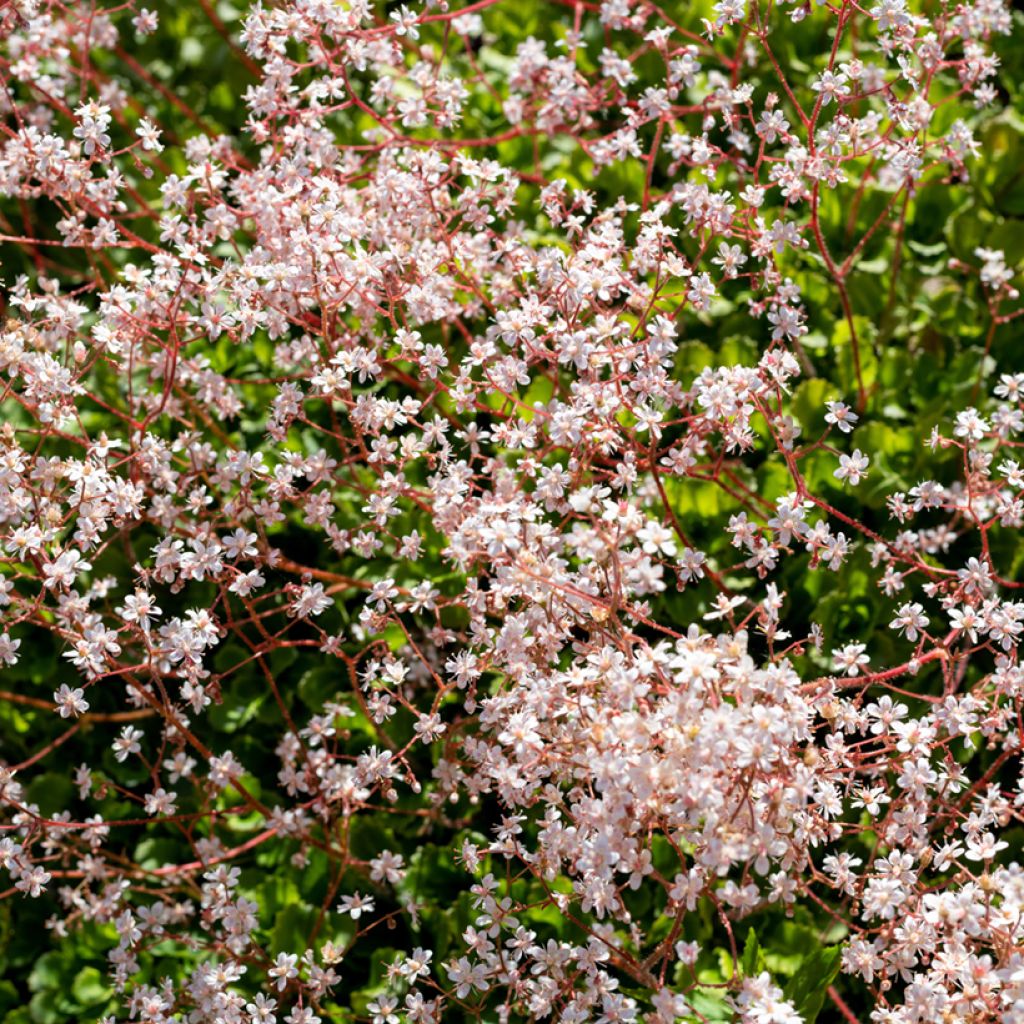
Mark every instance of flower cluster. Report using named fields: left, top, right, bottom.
left=0, top=0, right=1022, bottom=1022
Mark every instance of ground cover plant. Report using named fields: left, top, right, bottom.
left=1, top=0, right=1024, bottom=1021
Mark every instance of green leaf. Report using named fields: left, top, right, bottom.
left=686, top=988, right=733, bottom=1022
left=782, top=945, right=843, bottom=1023
left=71, top=967, right=111, bottom=1009
left=790, top=378, right=834, bottom=434
left=0, top=980, right=18, bottom=1014
left=741, top=927, right=764, bottom=978
left=271, top=902, right=319, bottom=957
left=27, top=952, right=62, bottom=993
left=134, top=837, right=183, bottom=871
left=907, top=239, right=947, bottom=258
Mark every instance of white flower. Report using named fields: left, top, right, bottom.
left=824, top=400, right=859, bottom=434
left=889, top=602, right=929, bottom=641
left=54, top=684, right=89, bottom=718
left=389, top=5, right=420, bottom=38
left=953, top=407, right=989, bottom=442
left=638, top=521, right=677, bottom=557
left=0, top=632, right=20, bottom=666
left=679, top=547, right=707, bottom=582
left=268, top=952, right=299, bottom=991
left=948, top=606, right=982, bottom=642
left=135, top=118, right=163, bottom=153
left=337, top=892, right=375, bottom=919
left=112, top=725, right=143, bottom=761
left=832, top=642, right=870, bottom=677
left=290, top=582, right=332, bottom=618
left=144, top=788, right=178, bottom=816
left=964, top=832, right=1008, bottom=861
left=834, top=449, right=869, bottom=485
left=811, top=69, right=850, bottom=105
left=368, top=996, right=400, bottom=1024
left=43, top=550, right=92, bottom=590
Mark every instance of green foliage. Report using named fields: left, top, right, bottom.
left=783, top=945, right=843, bottom=1023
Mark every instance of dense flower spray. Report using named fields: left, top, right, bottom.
left=0, top=0, right=1022, bottom=1022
